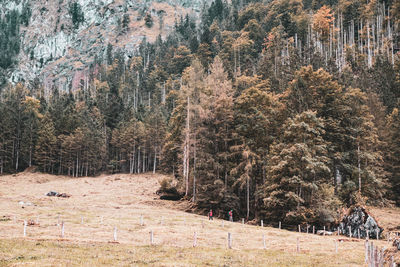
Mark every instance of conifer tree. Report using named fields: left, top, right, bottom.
left=264, top=111, right=332, bottom=224
left=35, top=113, right=57, bottom=173
left=386, top=108, right=400, bottom=205
left=195, top=56, right=238, bottom=211
left=232, top=75, right=284, bottom=219
left=22, top=96, right=41, bottom=167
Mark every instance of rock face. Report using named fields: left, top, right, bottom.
left=394, top=237, right=400, bottom=250
left=339, top=206, right=383, bottom=239
left=0, top=0, right=203, bottom=91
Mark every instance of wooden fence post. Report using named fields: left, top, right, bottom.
left=23, top=220, right=27, bottom=237
left=242, top=218, right=244, bottom=225
left=306, top=225, right=309, bottom=234
left=349, top=226, right=352, bottom=238
left=335, top=240, right=338, bottom=253
left=113, top=227, right=117, bottom=241
left=298, top=225, right=301, bottom=233
left=370, top=242, right=374, bottom=264
left=228, top=233, right=232, bottom=249
left=367, top=230, right=369, bottom=240
left=380, top=248, right=385, bottom=266
left=365, top=240, right=368, bottom=263
left=193, top=231, right=197, bottom=247
left=61, top=221, right=65, bottom=238
left=150, top=230, right=154, bottom=245
left=376, top=229, right=379, bottom=240
left=261, top=220, right=263, bottom=227
left=313, top=225, right=315, bottom=235
left=263, top=234, right=266, bottom=249
left=279, top=221, right=281, bottom=229
left=324, top=226, right=326, bottom=236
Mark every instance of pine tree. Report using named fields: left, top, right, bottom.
left=35, top=113, right=57, bottom=173
left=5, top=84, right=28, bottom=171
left=339, top=87, right=387, bottom=205
left=195, top=56, right=237, bottom=211
left=232, top=75, right=284, bottom=219
left=386, top=108, right=400, bottom=205
left=22, top=96, right=42, bottom=167
left=264, top=111, right=332, bottom=225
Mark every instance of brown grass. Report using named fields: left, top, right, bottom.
left=0, top=172, right=398, bottom=266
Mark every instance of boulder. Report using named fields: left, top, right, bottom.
left=317, top=230, right=334, bottom=236
left=46, top=191, right=71, bottom=198
left=394, top=237, right=400, bottom=250
left=338, top=206, right=383, bottom=239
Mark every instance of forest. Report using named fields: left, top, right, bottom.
left=1, top=0, right=400, bottom=226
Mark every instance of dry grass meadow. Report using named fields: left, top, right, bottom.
left=0, top=172, right=399, bottom=266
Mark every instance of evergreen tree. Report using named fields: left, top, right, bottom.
left=232, top=75, right=284, bottom=219
left=35, top=113, right=57, bottom=173
left=264, top=111, right=333, bottom=225
left=386, top=108, right=400, bottom=205
left=22, top=96, right=41, bottom=167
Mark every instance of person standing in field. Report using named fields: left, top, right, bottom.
left=229, top=210, right=233, bottom=222
left=208, top=209, right=213, bottom=220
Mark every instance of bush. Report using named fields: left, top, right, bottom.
left=144, top=13, right=153, bottom=28
left=69, top=2, right=84, bottom=29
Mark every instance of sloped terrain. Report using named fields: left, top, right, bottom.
left=0, top=172, right=398, bottom=266
left=1, top=0, right=201, bottom=89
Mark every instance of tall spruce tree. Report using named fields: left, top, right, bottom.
left=386, top=108, right=400, bottom=205
left=264, top=111, right=333, bottom=225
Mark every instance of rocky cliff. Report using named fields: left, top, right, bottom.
left=0, top=0, right=203, bottom=91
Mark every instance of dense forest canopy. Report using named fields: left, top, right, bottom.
left=1, top=0, right=400, bottom=226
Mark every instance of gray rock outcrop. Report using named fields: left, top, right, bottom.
left=339, top=206, right=383, bottom=239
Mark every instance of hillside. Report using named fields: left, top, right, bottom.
left=0, top=0, right=202, bottom=89
left=0, top=172, right=399, bottom=266
left=0, top=0, right=400, bottom=257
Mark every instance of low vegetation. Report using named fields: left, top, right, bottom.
left=0, top=172, right=398, bottom=266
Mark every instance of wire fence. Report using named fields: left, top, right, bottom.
left=2, top=214, right=398, bottom=266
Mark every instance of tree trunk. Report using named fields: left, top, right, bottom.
left=246, top=174, right=250, bottom=220
left=15, top=148, right=19, bottom=172
left=59, top=148, right=62, bottom=175
left=142, top=148, right=146, bottom=173
left=193, top=141, right=196, bottom=202
left=153, top=147, right=157, bottom=174
left=184, top=96, right=190, bottom=197
left=137, top=147, right=140, bottom=173
left=358, top=142, right=361, bottom=194
left=76, top=153, right=79, bottom=177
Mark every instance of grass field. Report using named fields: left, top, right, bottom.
left=0, top=172, right=398, bottom=266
